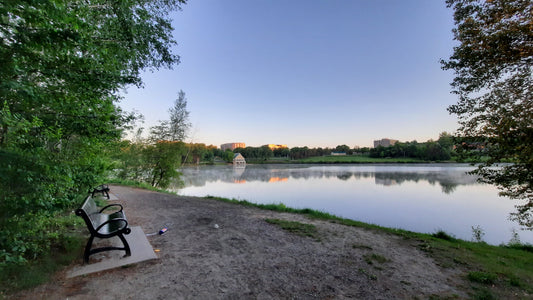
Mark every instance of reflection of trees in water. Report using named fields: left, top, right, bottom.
left=174, top=165, right=480, bottom=194
left=374, top=171, right=477, bottom=194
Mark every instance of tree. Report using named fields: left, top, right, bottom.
left=223, top=149, right=234, bottom=163
left=145, top=141, right=186, bottom=188
left=0, top=0, right=186, bottom=263
left=442, top=0, right=533, bottom=227
left=335, top=144, right=350, bottom=153
left=150, top=90, right=191, bottom=142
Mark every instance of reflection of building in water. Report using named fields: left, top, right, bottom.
left=268, top=177, right=288, bottom=183
left=233, top=153, right=246, bottom=166
left=233, top=164, right=245, bottom=176
left=267, top=144, right=288, bottom=150
left=375, top=178, right=399, bottom=186
left=221, top=142, right=245, bottom=151
left=373, top=138, right=398, bottom=148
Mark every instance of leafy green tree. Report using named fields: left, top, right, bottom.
left=145, top=141, right=186, bottom=188
left=0, top=0, right=186, bottom=264
left=335, top=144, right=350, bottom=153
left=186, top=143, right=208, bottom=164
left=223, top=149, right=234, bottom=163
left=259, top=145, right=273, bottom=161
left=149, top=90, right=191, bottom=142
left=442, top=0, right=533, bottom=227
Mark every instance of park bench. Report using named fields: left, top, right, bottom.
left=91, top=184, right=110, bottom=199
left=76, top=195, right=131, bottom=263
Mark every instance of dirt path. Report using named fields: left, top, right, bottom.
left=18, top=185, right=467, bottom=299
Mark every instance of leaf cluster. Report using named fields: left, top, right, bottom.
left=442, top=0, right=533, bottom=227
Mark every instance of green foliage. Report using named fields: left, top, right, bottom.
left=111, top=140, right=187, bottom=188
left=363, top=253, right=390, bottom=265
left=146, top=141, right=186, bottom=188
left=149, top=90, right=191, bottom=142
left=0, top=220, right=85, bottom=294
left=468, top=272, right=498, bottom=285
left=297, top=154, right=424, bottom=164
left=432, top=230, right=457, bottom=242
left=265, top=218, right=319, bottom=240
left=442, top=0, right=533, bottom=227
left=113, top=88, right=191, bottom=188
left=222, top=149, right=235, bottom=163
left=471, top=225, right=486, bottom=243
left=368, top=137, right=453, bottom=161
left=0, top=211, right=83, bottom=266
left=233, top=145, right=273, bottom=161
left=0, top=0, right=186, bottom=269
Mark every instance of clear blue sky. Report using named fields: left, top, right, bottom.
left=120, top=0, right=459, bottom=148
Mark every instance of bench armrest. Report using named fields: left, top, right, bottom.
left=95, top=218, right=129, bottom=233
left=99, top=203, right=123, bottom=214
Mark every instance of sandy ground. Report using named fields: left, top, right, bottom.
left=15, top=185, right=468, bottom=299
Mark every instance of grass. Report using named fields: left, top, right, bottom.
left=468, top=271, right=498, bottom=284
left=363, top=253, right=390, bottom=265
left=265, top=218, right=320, bottom=240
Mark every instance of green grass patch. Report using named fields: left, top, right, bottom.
left=265, top=218, right=319, bottom=240
left=468, top=271, right=498, bottom=284
left=352, top=243, right=373, bottom=250
left=363, top=253, right=390, bottom=265
left=107, top=178, right=179, bottom=195
left=419, top=235, right=533, bottom=298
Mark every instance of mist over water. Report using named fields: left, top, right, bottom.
left=173, top=164, right=533, bottom=245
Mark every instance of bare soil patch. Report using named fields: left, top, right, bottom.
left=15, top=185, right=468, bottom=299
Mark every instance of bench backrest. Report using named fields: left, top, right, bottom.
left=76, top=196, right=101, bottom=232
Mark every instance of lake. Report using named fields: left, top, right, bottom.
left=172, top=164, right=533, bottom=245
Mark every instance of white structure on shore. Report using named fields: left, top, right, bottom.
left=233, top=153, right=246, bottom=166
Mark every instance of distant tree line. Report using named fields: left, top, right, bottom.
left=368, top=133, right=454, bottom=161
left=185, top=133, right=460, bottom=163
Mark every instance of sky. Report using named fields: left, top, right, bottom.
left=119, top=0, right=459, bottom=148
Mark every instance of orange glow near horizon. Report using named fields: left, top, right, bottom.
left=268, top=177, right=288, bottom=183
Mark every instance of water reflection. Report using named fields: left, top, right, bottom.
left=179, top=164, right=478, bottom=195
left=174, top=164, right=533, bottom=245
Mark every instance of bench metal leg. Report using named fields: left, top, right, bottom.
left=117, top=233, right=132, bottom=257
left=83, top=235, right=96, bottom=263
left=83, top=233, right=132, bottom=263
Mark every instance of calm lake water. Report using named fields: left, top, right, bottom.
left=173, top=164, right=533, bottom=245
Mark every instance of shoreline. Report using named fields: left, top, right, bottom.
left=12, top=185, right=532, bottom=299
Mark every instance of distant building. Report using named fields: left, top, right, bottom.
left=233, top=153, right=246, bottom=166
left=221, top=142, right=245, bottom=151
left=373, top=138, right=398, bottom=148
left=267, top=144, right=288, bottom=150
left=330, top=152, right=346, bottom=156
